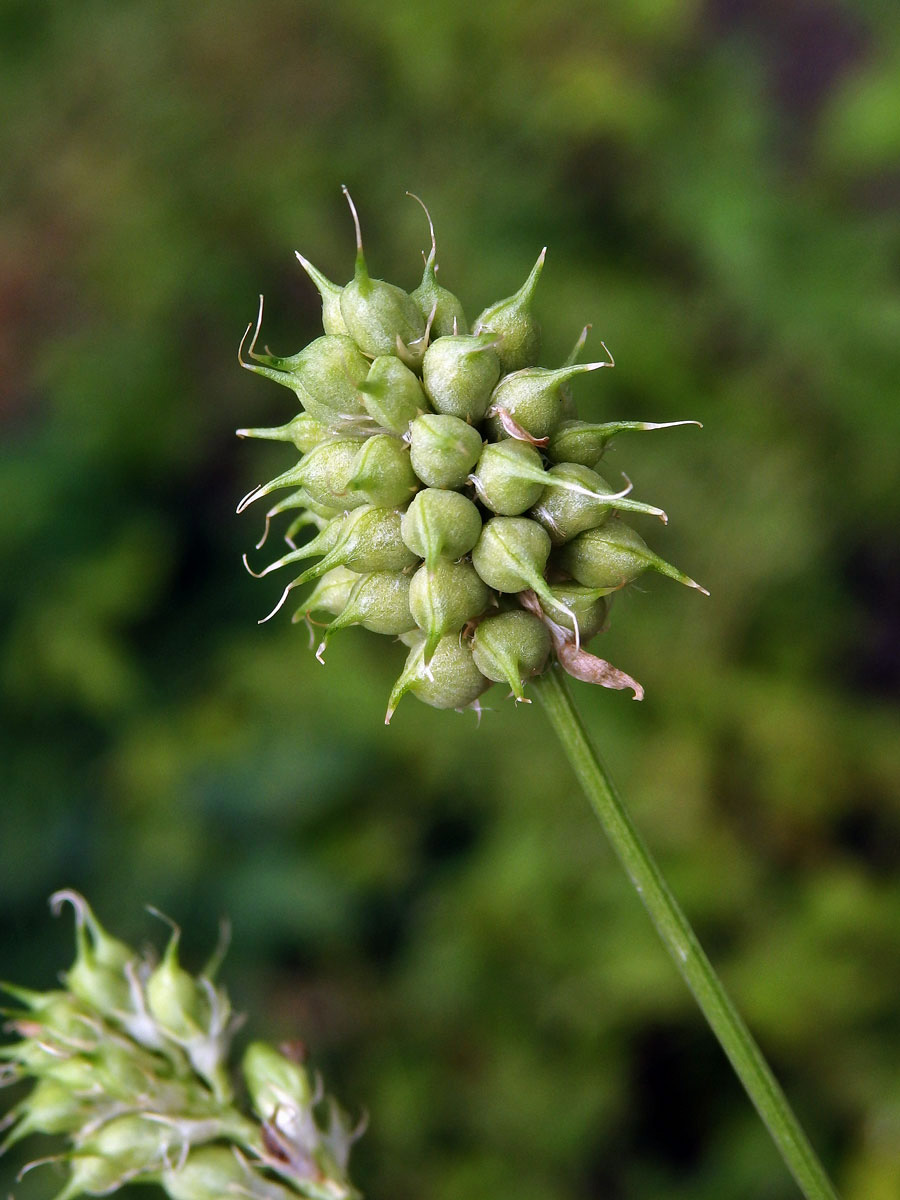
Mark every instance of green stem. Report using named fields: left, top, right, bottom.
left=532, top=667, right=840, bottom=1200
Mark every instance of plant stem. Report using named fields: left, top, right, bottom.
left=532, top=666, right=840, bottom=1200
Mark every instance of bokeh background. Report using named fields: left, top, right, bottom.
left=3, top=1, right=900, bottom=1197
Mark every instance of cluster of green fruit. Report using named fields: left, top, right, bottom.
left=0, top=892, right=359, bottom=1200
left=238, top=192, right=705, bottom=721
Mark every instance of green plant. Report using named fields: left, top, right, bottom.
left=237, top=190, right=704, bottom=720
left=2, top=192, right=841, bottom=1200
left=234, top=192, right=839, bottom=1200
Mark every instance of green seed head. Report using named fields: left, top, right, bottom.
left=408, top=193, right=469, bottom=337
left=472, top=248, right=545, bottom=373
left=339, top=188, right=427, bottom=366
left=471, top=609, right=551, bottom=702
left=408, top=559, right=492, bottom=660
left=238, top=195, right=706, bottom=710
left=400, top=487, right=482, bottom=566
left=408, top=413, right=483, bottom=490
left=359, top=355, right=430, bottom=433
left=422, top=333, right=501, bottom=423
left=557, top=516, right=709, bottom=594
left=1, top=899, right=362, bottom=1200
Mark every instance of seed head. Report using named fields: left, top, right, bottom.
left=237, top=193, right=706, bottom=711
left=1, top=897, right=362, bottom=1200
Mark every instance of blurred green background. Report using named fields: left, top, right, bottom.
left=2, top=1, right=900, bottom=1197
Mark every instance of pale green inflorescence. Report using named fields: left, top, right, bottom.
left=0, top=892, right=362, bottom=1200
left=238, top=192, right=706, bottom=719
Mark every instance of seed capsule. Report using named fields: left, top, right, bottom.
left=261, top=489, right=341, bottom=553
left=237, top=442, right=356, bottom=515
left=400, top=488, right=482, bottom=567
left=241, top=334, right=369, bottom=426
left=472, top=516, right=550, bottom=593
left=145, top=928, right=205, bottom=1043
left=236, top=412, right=331, bottom=454
left=536, top=584, right=612, bottom=641
left=485, top=358, right=614, bottom=443
left=162, top=1146, right=297, bottom=1200
left=471, top=516, right=572, bottom=626
left=51, top=890, right=135, bottom=1016
left=48, top=1152, right=130, bottom=1200
left=253, top=507, right=419, bottom=618
left=422, top=333, right=501, bottom=423
left=243, top=1040, right=313, bottom=1117
left=345, top=434, right=419, bottom=508
left=317, top=570, right=415, bottom=660
left=470, top=439, right=545, bottom=514
left=471, top=610, right=551, bottom=702
left=293, top=566, right=360, bottom=624
left=386, top=634, right=490, bottom=723
left=339, top=188, right=426, bottom=365
left=145, top=918, right=234, bottom=1100
left=409, top=559, right=491, bottom=660
left=471, top=441, right=653, bottom=521
left=530, top=463, right=666, bottom=544
left=359, top=356, right=430, bottom=433
left=473, top=248, right=545, bottom=373
left=557, top=516, right=709, bottom=594
left=408, top=194, right=469, bottom=336
left=408, top=413, right=483, bottom=490
left=547, top=419, right=702, bottom=468
left=0, top=1078, right=88, bottom=1151
left=295, top=251, right=349, bottom=336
